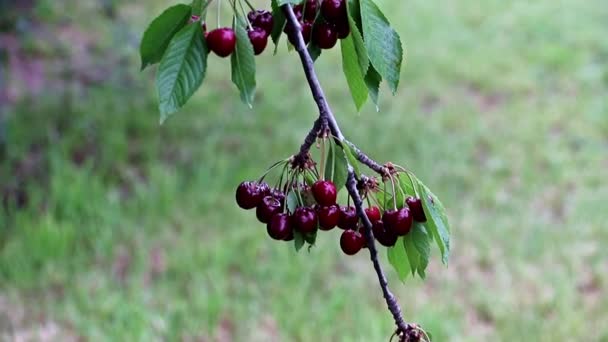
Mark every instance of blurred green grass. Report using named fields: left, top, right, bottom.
left=1, top=0, right=607, bottom=341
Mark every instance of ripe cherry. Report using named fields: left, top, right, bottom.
left=312, top=180, right=337, bottom=206
left=256, top=196, right=282, bottom=223
left=335, top=20, right=350, bottom=39
left=267, top=213, right=293, bottom=240
left=236, top=181, right=265, bottom=209
left=294, top=0, right=319, bottom=22
left=338, top=205, right=358, bottom=229
left=383, top=208, right=413, bottom=236
left=340, top=229, right=364, bottom=255
left=321, top=0, right=347, bottom=24
left=406, top=196, right=426, bottom=222
left=317, top=204, right=340, bottom=230
left=372, top=220, right=398, bottom=247
left=206, top=28, right=237, bottom=57
left=293, top=206, right=318, bottom=233
left=313, top=22, right=338, bottom=49
left=248, top=28, right=268, bottom=55
left=364, top=206, right=381, bottom=223
left=247, top=10, right=274, bottom=35
left=287, top=21, right=313, bottom=45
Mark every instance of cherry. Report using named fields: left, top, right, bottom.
left=340, top=229, right=364, bottom=255
left=317, top=204, right=340, bottom=230
left=294, top=0, right=319, bottom=22
left=206, top=28, right=237, bottom=57
left=247, top=10, right=274, bottom=35
left=256, top=196, right=282, bottom=223
left=364, top=206, right=381, bottom=223
left=383, top=208, right=413, bottom=236
left=338, top=205, right=358, bottom=230
left=293, top=206, right=318, bottom=233
left=312, top=180, right=337, bottom=206
left=248, top=28, right=268, bottom=55
left=287, top=21, right=313, bottom=45
left=321, top=0, right=347, bottom=24
left=335, top=20, right=350, bottom=39
left=236, top=181, right=265, bottom=209
left=267, top=213, right=293, bottom=240
left=283, top=227, right=295, bottom=241
left=313, top=22, right=338, bottom=49
left=372, top=220, right=398, bottom=247
left=406, top=196, right=426, bottom=222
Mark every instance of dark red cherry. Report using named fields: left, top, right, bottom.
left=364, top=206, right=381, bottom=223
left=247, top=10, right=274, bottom=35
left=340, top=229, right=364, bottom=255
left=384, top=207, right=413, bottom=236
left=256, top=196, right=282, bottom=224
left=236, top=181, right=264, bottom=209
left=321, top=0, right=347, bottom=24
left=372, top=220, right=398, bottom=247
left=312, top=22, right=338, bottom=49
left=294, top=0, right=319, bottom=22
left=338, top=205, right=358, bottom=229
left=267, top=213, right=293, bottom=240
left=248, top=28, right=268, bottom=55
left=406, top=196, right=427, bottom=222
left=287, top=21, right=313, bottom=45
left=335, top=20, right=350, bottom=39
left=312, top=180, right=337, bottom=206
left=293, top=206, right=318, bottom=233
left=317, top=205, right=340, bottom=230
left=206, top=28, right=237, bottom=57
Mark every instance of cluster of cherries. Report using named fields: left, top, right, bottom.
left=236, top=177, right=427, bottom=256
left=287, top=0, right=350, bottom=49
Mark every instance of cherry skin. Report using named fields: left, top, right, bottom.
left=338, top=205, right=358, bottom=230
left=340, top=229, right=365, bottom=255
left=317, top=204, right=340, bottom=230
left=372, top=220, right=398, bottom=247
left=335, top=20, right=350, bottom=39
left=294, top=0, right=319, bottom=22
left=248, top=28, right=268, bottom=55
left=384, top=207, right=413, bottom=236
left=406, top=196, right=427, bottom=222
left=247, top=10, right=274, bottom=35
left=267, top=213, right=293, bottom=240
left=287, top=21, right=313, bottom=45
left=312, top=180, right=337, bottom=206
left=364, top=206, right=381, bottom=223
left=236, top=181, right=264, bottom=209
left=256, top=196, right=282, bottom=224
left=293, top=206, right=318, bottom=233
left=206, top=28, right=237, bottom=57
left=313, top=22, right=338, bottom=49
left=321, top=0, right=347, bottom=24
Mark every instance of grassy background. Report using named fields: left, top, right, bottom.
left=1, top=0, right=607, bottom=341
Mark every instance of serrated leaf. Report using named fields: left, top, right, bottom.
left=156, top=22, right=207, bottom=122
left=286, top=190, right=298, bottom=214
left=294, top=231, right=305, bottom=252
left=412, top=223, right=430, bottom=278
left=347, top=0, right=363, bottom=32
left=346, top=0, right=368, bottom=75
left=271, top=0, right=286, bottom=50
left=342, top=140, right=361, bottom=177
left=397, top=174, right=415, bottom=198
left=388, top=237, right=410, bottom=282
left=340, top=35, right=368, bottom=111
left=365, top=65, right=382, bottom=109
left=308, top=43, right=322, bottom=62
left=325, top=140, right=349, bottom=192
left=140, top=4, right=192, bottom=70
left=360, top=0, right=403, bottom=94
left=231, top=18, right=256, bottom=107
left=414, top=177, right=451, bottom=265
left=403, top=233, right=420, bottom=276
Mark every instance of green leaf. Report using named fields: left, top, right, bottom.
left=402, top=233, right=420, bottom=276
left=397, top=174, right=415, bottom=198
left=360, top=0, right=403, bottom=94
left=347, top=0, right=363, bottom=32
left=294, top=231, right=305, bottom=252
left=325, top=140, right=349, bottom=192
left=346, top=0, right=368, bottom=75
left=270, top=0, right=286, bottom=50
left=415, top=177, right=451, bottom=265
left=308, top=43, right=322, bottom=62
left=231, top=18, right=257, bottom=107
left=340, top=35, right=368, bottom=111
left=387, top=237, right=410, bottom=282
left=191, top=0, right=203, bottom=15
left=342, top=140, right=361, bottom=177
left=286, top=190, right=298, bottom=214
left=411, top=223, right=431, bottom=279
left=140, top=4, right=192, bottom=70
left=304, top=230, right=317, bottom=245
left=276, top=0, right=300, bottom=5
left=156, top=22, right=207, bottom=122
left=365, top=65, right=382, bottom=109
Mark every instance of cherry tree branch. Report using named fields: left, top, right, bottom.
left=282, top=5, right=419, bottom=340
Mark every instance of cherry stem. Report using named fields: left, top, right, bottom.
left=242, top=0, right=255, bottom=11
left=282, top=4, right=419, bottom=338
left=320, top=137, right=326, bottom=180
left=389, top=174, right=398, bottom=210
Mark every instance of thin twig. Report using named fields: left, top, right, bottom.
left=282, top=4, right=419, bottom=339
